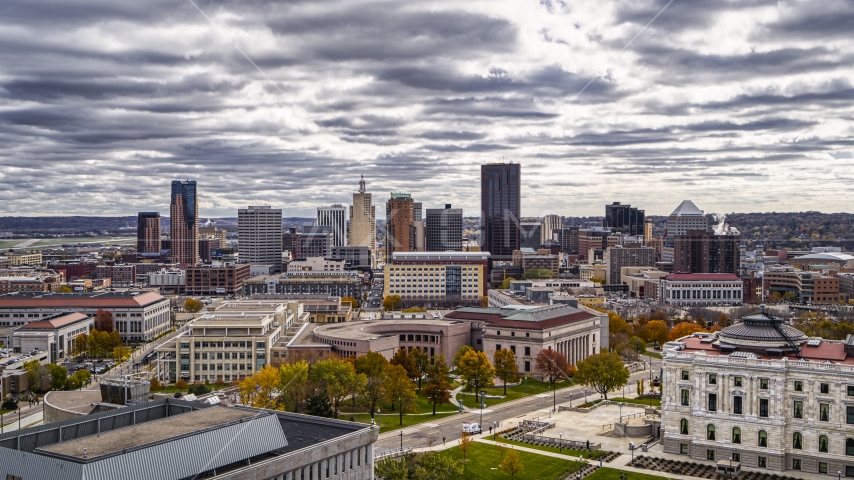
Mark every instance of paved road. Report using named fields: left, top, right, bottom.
left=374, top=356, right=662, bottom=451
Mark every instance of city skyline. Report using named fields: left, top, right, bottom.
left=2, top=1, right=854, bottom=217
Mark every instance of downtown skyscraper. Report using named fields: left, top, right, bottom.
left=238, top=205, right=283, bottom=272
left=480, top=163, right=520, bottom=261
left=317, top=204, right=347, bottom=248
left=349, top=175, right=376, bottom=250
left=170, top=180, right=198, bottom=265
left=137, top=212, right=161, bottom=254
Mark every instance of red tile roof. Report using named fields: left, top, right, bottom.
left=0, top=292, right=164, bottom=308
left=20, top=312, right=90, bottom=330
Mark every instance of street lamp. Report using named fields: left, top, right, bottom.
left=493, top=421, right=497, bottom=441
left=479, top=390, right=486, bottom=431
left=17, top=408, right=21, bottom=430
left=559, top=433, right=563, bottom=453
left=630, top=442, right=635, bottom=464
left=838, top=471, right=842, bottom=480
left=728, top=456, right=733, bottom=480
left=399, top=430, right=403, bottom=451
left=618, top=403, right=623, bottom=423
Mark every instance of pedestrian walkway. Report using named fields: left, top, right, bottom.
left=0, top=411, right=43, bottom=433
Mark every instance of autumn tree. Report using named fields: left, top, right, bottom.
left=458, top=433, right=473, bottom=462
left=94, top=308, right=114, bottom=332
left=415, top=452, right=463, bottom=480
left=58, top=285, right=73, bottom=293
left=493, top=349, right=520, bottom=395
left=574, top=351, right=629, bottom=400
left=390, top=348, right=419, bottom=384
left=423, top=355, right=451, bottom=415
left=278, top=360, right=310, bottom=412
left=341, top=296, right=360, bottom=308
left=669, top=322, right=707, bottom=340
left=646, top=320, right=670, bottom=345
left=608, top=312, right=631, bottom=352
left=717, top=313, right=732, bottom=328
left=452, top=345, right=474, bottom=370
left=112, top=346, right=132, bottom=362
left=499, top=277, right=512, bottom=289
left=385, top=364, right=419, bottom=425
left=375, top=456, right=409, bottom=480
left=253, top=365, right=281, bottom=409
left=310, top=357, right=365, bottom=417
left=184, top=298, right=204, bottom=313
left=500, top=447, right=523, bottom=479
left=410, top=347, right=429, bottom=389
left=354, top=351, right=389, bottom=418
left=382, top=295, right=402, bottom=311
left=535, top=348, right=574, bottom=409
left=457, top=350, right=495, bottom=404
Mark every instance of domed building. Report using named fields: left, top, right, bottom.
left=662, top=306, right=854, bottom=475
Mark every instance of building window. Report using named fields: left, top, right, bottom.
left=820, top=435, right=829, bottom=453
left=708, top=394, right=717, bottom=412
left=793, top=400, right=803, bottom=419
left=526, top=332, right=530, bottom=337
left=758, top=457, right=767, bottom=468
left=821, top=403, right=830, bottom=422
left=734, top=376, right=742, bottom=387
left=708, top=374, right=717, bottom=385
left=821, top=383, right=830, bottom=394
left=848, top=406, right=854, bottom=425
left=680, top=418, right=688, bottom=435
left=680, top=444, right=688, bottom=454
left=847, top=438, right=854, bottom=456
left=732, top=427, right=741, bottom=444
left=707, top=424, right=715, bottom=441
left=848, top=385, right=854, bottom=396
left=524, top=346, right=531, bottom=356
left=760, top=378, right=769, bottom=389
left=793, top=432, right=803, bottom=450
left=792, top=459, right=801, bottom=470
left=496, top=331, right=500, bottom=335
left=681, top=370, right=689, bottom=381
left=758, top=430, right=768, bottom=447
left=496, top=344, right=501, bottom=351
left=794, top=380, right=803, bottom=392
left=707, top=449, right=715, bottom=461
left=732, top=453, right=740, bottom=462
left=681, top=389, right=690, bottom=406
left=819, top=462, right=828, bottom=474
left=524, top=361, right=530, bottom=372
left=759, top=399, right=768, bottom=417
left=733, top=396, right=742, bottom=415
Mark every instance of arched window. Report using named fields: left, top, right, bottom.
left=681, top=419, right=689, bottom=435
left=732, top=427, right=741, bottom=444
left=707, top=424, right=716, bottom=441
left=758, top=430, right=768, bottom=447
left=793, top=432, right=803, bottom=450
left=819, top=435, right=829, bottom=453
left=847, top=438, right=854, bottom=456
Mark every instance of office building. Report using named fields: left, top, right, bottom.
left=385, top=193, right=417, bottom=259
left=673, top=230, right=740, bottom=274
left=426, top=204, right=463, bottom=251
left=414, top=202, right=425, bottom=251
left=512, top=248, right=560, bottom=278
left=249, top=271, right=361, bottom=298
left=658, top=273, right=743, bottom=306
left=349, top=175, right=376, bottom=251
left=199, top=222, right=227, bottom=249
left=481, top=163, right=521, bottom=261
left=317, top=204, right=347, bottom=248
left=384, top=252, right=491, bottom=307
left=664, top=200, right=709, bottom=248
left=184, top=263, right=251, bottom=297
left=136, top=212, right=161, bottom=254
left=170, top=180, right=198, bottom=265
left=644, top=218, right=653, bottom=246
left=0, top=398, right=377, bottom=480
left=663, top=308, right=854, bottom=474
left=331, top=246, right=373, bottom=269
left=604, top=202, right=645, bottom=236
left=8, top=252, right=42, bottom=266
left=238, top=205, right=283, bottom=273
left=555, top=227, right=580, bottom=254
left=604, top=246, right=657, bottom=284
left=0, top=269, right=64, bottom=294
left=541, top=214, right=561, bottom=245
left=94, top=264, right=136, bottom=285
left=0, top=291, right=171, bottom=342
left=288, top=256, right=345, bottom=272
left=9, top=312, right=93, bottom=363
left=295, top=231, right=333, bottom=259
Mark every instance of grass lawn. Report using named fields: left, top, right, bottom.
left=340, top=409, right=458, bottom=433
left=0, top=409, right=13, bottom=415
left=151, top=383, right=231, bottom=395
left=490, top=437, right=606, bottom=459
left=584, top=467, right=672, bottom=480
left=609, top=397, right=661, bottom=407
left=457, top=378, right=571, bottom=409
left=643, top=351, right=663, bottom=359
left=440, top=441, right=584, bottom=480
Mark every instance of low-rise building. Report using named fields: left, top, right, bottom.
left=0, top=291, right=171, bottom=342
left=155, top=309, right=282, bottom=384
left=659, top=273, right=744, bottom=306
left=10, top=312, right=93, bottom=363
left=184, top=263, right=251, bottom=296
left=604, top=245, right=656, bottom=284
left=287, top=256, right=345, bottom=272
left=331, top=246, right=373, bottom=268
left=662, top=307, right=854, bottom=474
left=0, top=269, right=64, bottom=294
left=147, top=269, right=185, bottom=291
left=8, top=252, right=42, bottom=266
left=250, top=294, right=354, bottom=324
left=95, top=264, right=136, bottom=285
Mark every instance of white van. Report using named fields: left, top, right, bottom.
left=461, top=421, right=482, bottom=434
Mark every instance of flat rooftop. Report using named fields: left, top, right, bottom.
left=38, top=406, right=258, bottom=459
left=307, top=318, right=464, bottom=343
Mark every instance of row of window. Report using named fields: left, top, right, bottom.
left=187, top=341, right=266, bottom=349
left=683, top=371, right=838, bottom=395
left=399, top=334, right=439, bottom=343
left=689, top=420, right=854, bottom=455
left=682, top=389, right=845, bottom=421
left=495, top=345, right=531, bottom=357
left=282, top=448, right=369, bottom=480
left=194, top=352, right=252, bottom=360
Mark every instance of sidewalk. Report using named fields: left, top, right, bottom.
left=0, top=411, right=43, bottom=433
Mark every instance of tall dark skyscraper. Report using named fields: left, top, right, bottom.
left=170, top=180, right=198, bottom=265
left=481, top=163, right=520, bottom=261
left=426, top=204, right=463, bottom=251
left=604, top=202, right=645, bottom=236
left=137, top=212, right=161, bottom=254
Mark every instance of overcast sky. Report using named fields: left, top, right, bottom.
left=1, top=0, right=853, bottom=218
